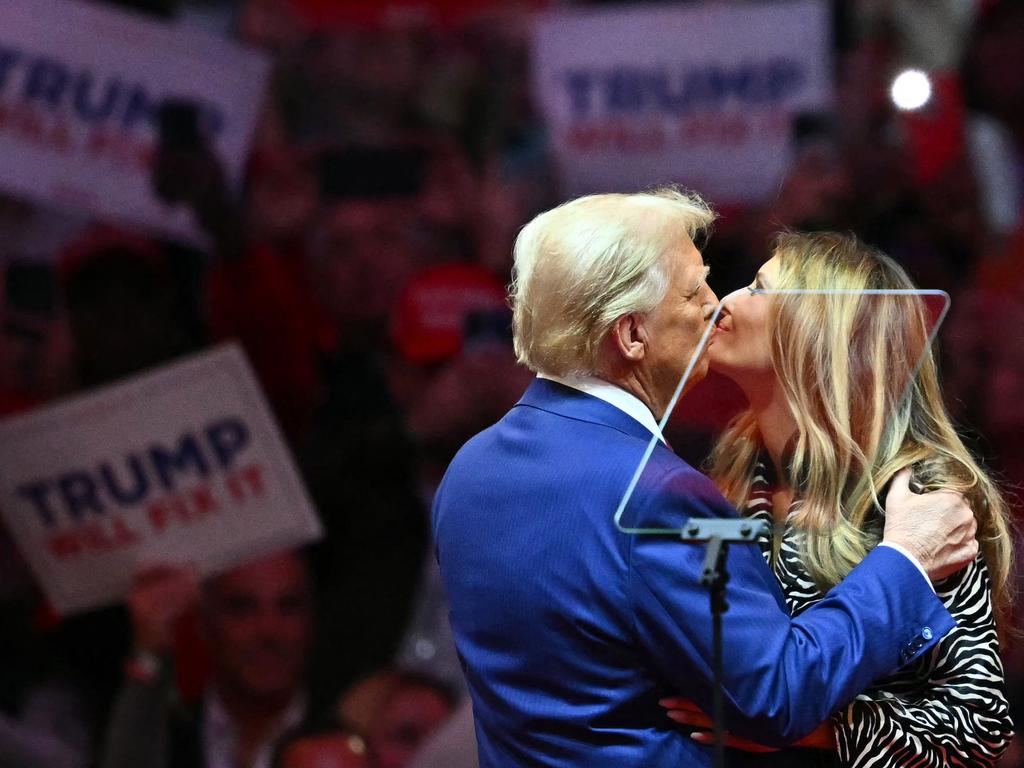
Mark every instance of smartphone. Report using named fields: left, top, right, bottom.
left=157, top=99, right=204, bottom=153
left=4, top=262, right=55, bottom=317
left=791, top=112, right=838, bottom=156
left=463, top=308, right=513, bottom=351
left=318, top=146, right=427, bottom=200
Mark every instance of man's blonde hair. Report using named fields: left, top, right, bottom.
left=509, top=187, right=715, bottom=376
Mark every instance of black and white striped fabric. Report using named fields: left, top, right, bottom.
left=745, top=459, right=1014, bottom=767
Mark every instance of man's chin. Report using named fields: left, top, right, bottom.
left=678, top=359, right=710, bottom=397
left=234, top=674, right=301, bottom=702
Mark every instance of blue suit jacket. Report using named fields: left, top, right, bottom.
left=433, top=379, right=954, bottom=766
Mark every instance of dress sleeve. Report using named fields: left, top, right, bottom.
left=832, top=556, right=1014, bottom=768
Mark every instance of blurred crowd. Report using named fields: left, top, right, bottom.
left=1, top=0, right=1023, bottom=766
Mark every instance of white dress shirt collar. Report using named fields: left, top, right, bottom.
left=203, top=687, right=306, bottom=768
left=537, top=372, right=665, bottom=444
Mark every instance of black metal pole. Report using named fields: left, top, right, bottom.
left=701, top=535, right=730, bottom=768
left=711, top=582, right=725, bottom=768
left=682, top=519, right=765, bottom=768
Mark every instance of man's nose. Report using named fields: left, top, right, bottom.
left=701, top=284, right=720, bottom=319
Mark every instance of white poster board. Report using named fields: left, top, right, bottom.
left=531, top=1, right=832, bottom=203
left=0, top=0, right=269, bottom=244
left=0, top=343, right=323, bottom=615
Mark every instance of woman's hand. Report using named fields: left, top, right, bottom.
left=658, top=698, right=836, bottom=752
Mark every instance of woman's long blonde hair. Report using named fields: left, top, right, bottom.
left=707, top=232, right=1014, bottom=630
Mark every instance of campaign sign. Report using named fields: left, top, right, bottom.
left=0, top=344, right=323, bottom=615
left=531, top=1, right=832, bottom=203
left=0, top=0, right=269, bottom=244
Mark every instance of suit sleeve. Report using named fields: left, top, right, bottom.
left=623, top=462, right=955, bottom=746
left=98, top=674, right=170, bottom=768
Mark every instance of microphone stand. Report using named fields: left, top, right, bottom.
left=680, top=518, right=768, bottom=768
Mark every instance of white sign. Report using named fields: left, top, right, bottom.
left=0, top=344, right=323, bottom=615
left=0, top=0, right=269, bottom=243
left=531, top=1, right=832, bottom=203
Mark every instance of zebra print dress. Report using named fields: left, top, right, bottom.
left=745, top=460, right=1014, bottom=768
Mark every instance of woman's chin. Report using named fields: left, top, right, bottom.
left=706, top=356, right=744, bottom=387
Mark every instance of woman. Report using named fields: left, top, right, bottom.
left=670, top=231, right=1014, bottom=766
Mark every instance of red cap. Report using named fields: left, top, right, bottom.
left=391, top=263, right=507, bottom=365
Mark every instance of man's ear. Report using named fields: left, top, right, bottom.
left=609, top=313, right=648, bottom=363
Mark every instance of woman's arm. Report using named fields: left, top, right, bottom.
left=833, top=556, right=1013, bottom=768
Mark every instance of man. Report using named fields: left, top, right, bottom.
left=101, top=550, right=314, bottom=768
left=432, top=189, right=977, bottom=766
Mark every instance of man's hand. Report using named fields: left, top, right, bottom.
left=127, top=564, right=199, bottom=655
left=659, top=698, right=835, bottom=752
left=883, top=468, right=978, bottom=582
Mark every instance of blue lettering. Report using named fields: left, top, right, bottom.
left=766, top=57, right=804, bottom=100
left=655, top=68, right=708, bottom=114
left=74, top=72, right=122, bottom=124
left=58, top=472, right=104, bottom=520
left=206, top=418, right=249, bottom=470
left=149, top=435, right=210, bottom=491
left=23, top=57, right=69, bottom=110
left=0, top=50, right=230, bottom=136
left=16, top=481, right=58, bottom=528
left=707, top=64, right=756, bottom=103
left=99, top=456, right=149, bottom=505
left=199, top=104, right=226, bottom=137
left=121, top=84, right=158, bottom=132
left=565, top=70, right=595, bottom=117
left=19, top=417, right=254, bottom=527
left=579, top=59, right=809, bottom=117
left=0, top=46, right=22, bottom=96
left=604, top=69, right=644, bottom=114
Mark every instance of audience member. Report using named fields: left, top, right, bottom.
left=101, top=550, right=314, bottom=768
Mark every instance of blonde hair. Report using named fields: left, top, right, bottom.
left=509, top=187, right=715, bottom=376
left=707, top=231, right=1014, bottom=630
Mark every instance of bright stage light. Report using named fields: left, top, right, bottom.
left=890, top=69, right=932, bottom=111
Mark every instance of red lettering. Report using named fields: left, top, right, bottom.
left=569, top=124, right=609, bottom=150
left=569, top=123, right=666, bottom=153
left=189, top=486, right=220, bottom=516
left=757, top=110, right=789, bottom=138
left=48, top=531, right=82, bottom=559
left=224, top=464, right=267, bottom=504
left=48, top=517, right=140, bottom=557
left=85, top=127, right=154, bottom=171
left=86, top=127, right=115, bottom=155
left=678, top=115, right=753, bottom=147
left=170, top=496, right=190, bottom=520
left=18, top=107, right=44, bottom=142
left=148, top=500, right=170, bottom=532
left=50, top=118, right=73, bottom=153
left=111, top=517, right=141, bottom=547
left=148, top=483, right=225, bottom=533
left=0, top=102, right=76, bottom=153
left=240, top=464, right=265, bottom=496
left=226, top=473, right=245, bottom=503
left=81, top=519, right=138, bottom=551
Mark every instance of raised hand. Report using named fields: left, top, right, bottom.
left=127, top=564, right=199, bottom=655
